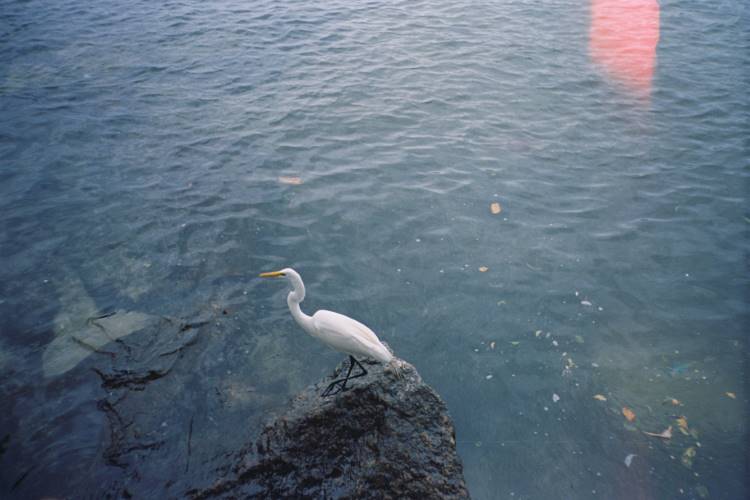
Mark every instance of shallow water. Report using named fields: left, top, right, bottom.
left=1, top=0, right=748, bottom=498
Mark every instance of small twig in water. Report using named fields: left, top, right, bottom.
left=11, top=467, right=32, bottom=492
left=185, top=415, right=194, bottom=473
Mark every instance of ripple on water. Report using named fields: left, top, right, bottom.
left=0, top=0, right=748, bottom=498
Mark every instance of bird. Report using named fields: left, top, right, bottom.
left=259, top=268, right=393, bottom=397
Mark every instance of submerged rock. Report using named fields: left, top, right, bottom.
left=43, top=309, right=157, bottom=378
left=190, top=355, right=470, bottom=499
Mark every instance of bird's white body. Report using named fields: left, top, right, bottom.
left=261, top=268, right=393, bottom=364
left=310, top=310, right=392, bottom=363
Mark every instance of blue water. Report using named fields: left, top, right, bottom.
left=1, top=0, right=748, bottom=498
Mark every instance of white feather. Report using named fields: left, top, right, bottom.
left=312, top=310, right=392, bottom=363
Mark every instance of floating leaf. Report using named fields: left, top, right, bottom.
left=643, top=425, right=673, bottom=439
left=624, top=454, right=636, bottom=467
left=593, top=394, right=607, bottom=401
left=622, top=407, right=636, bottom=422
left=695, top=485, right=709, bottom=498
left=278, top=176, right=303, bottom=185
left=509, top=341, right=520, bottom=347
left=574, top=335, right=585, bottom=344
left=725, top=392, right=736, bottom=399
left=490, top=202, right=502, bottom=214
left=676, top=416, right=689, bottom=435
left=534, top=330, right=543, bottom=338
left=478, top=266, right=488, bottom=272
left=681, top=446, right=696, bottom=468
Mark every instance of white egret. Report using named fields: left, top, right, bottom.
left=259, top=268, right=393, bottom=396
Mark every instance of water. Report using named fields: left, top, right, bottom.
left=1, top=0, right=747, bottom=497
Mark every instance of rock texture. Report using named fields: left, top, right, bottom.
left=190, top=354, right=470, bottom=499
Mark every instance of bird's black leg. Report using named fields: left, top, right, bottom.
left=322, top=356, right=355, bottom=397
left=347, top=356, right=368, bottom=382
left=321, top=356, right=368, bottom=397
left=336, top=356, right=369, bottom=393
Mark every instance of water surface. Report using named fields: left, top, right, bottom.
left=1, top=0, right=747, bottom=498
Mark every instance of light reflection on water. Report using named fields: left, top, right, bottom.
left=0, top=0, right=747, bottom=498
left=590, top=0, right=660, bottom=98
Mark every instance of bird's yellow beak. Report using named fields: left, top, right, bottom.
left=259, top=270, right=286, bottom=278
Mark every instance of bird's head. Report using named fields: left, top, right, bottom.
left=258, top=268, right=292, bottom=279
left=259, top=267, right=305, bottom=298
left=259, top=268, right=289, bottom=278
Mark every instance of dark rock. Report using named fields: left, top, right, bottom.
left=189, top=355, right=470, bottom=499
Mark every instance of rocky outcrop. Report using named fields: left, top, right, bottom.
left=190, top=354, right=470, bottom=499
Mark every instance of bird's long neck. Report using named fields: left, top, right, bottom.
left=287, top=274, right=314, bottom=334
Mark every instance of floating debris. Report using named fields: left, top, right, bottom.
left=624, top=454, right=636, bottom=467
left=622, top=407, right=636, bottom=422
left=489, top=341, right=496, bottom=350
left=695, top=485, right=710, bottom=498
left=562, top=356, right=576, bottom=377
left=681, top=446, right=697, bottom=468
left=676, top=416, right=689, bottom=435
left=552, top=393, right=560, bottom=403
left=278, top=176, right=303, bottom=185
left=725, top=392, right=736, bottom=399
left=643, top=426, right=673, bottom=439
left=574, top=335, right=585, bottom=344
left=593, top=394, right=607, bottom=401
left=668, top=362, right=691, bottom=378
left=510, top=341, right=520, bottom=347
left=580, top=300, right=592, bottom=306
left=663, top=397, right=682, bottom=406
left=534, top=330, right=543, bottom=338
left=485, top=374, right=493, bottom=380
left=478, top=266, right=488, bottom=272
left=490, top=202, right=502, bottom=214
